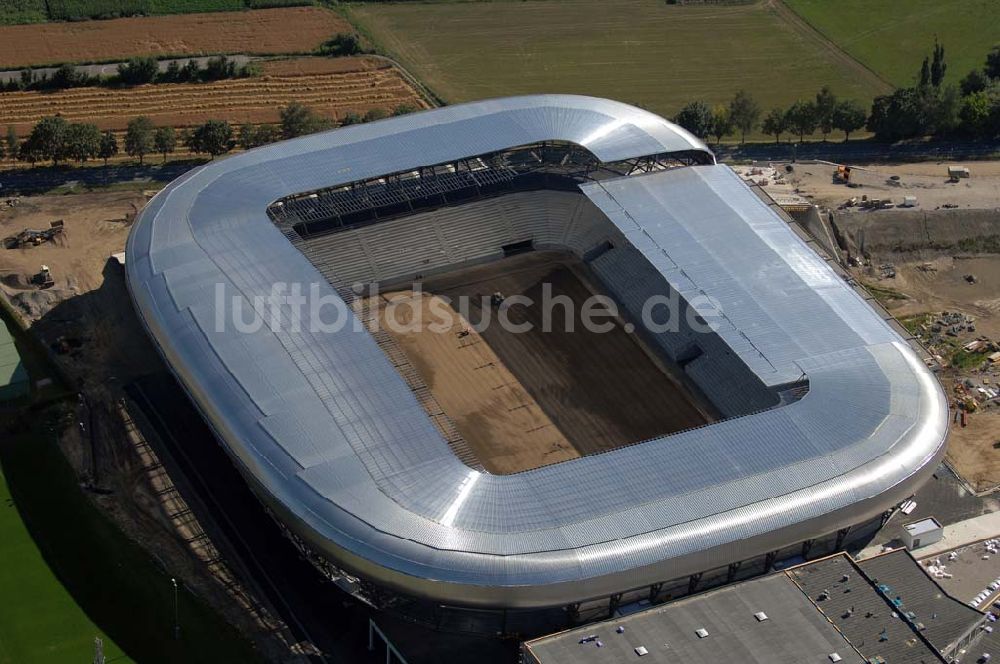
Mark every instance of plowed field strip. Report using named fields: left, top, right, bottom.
left=0, top=69, right=427, bottom=132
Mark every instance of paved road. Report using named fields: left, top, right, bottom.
left=714, top=139, right=1000, bottom=164
left=0, top=55, right=254, bottom=83
left=3, top=137, right=999, bottom=198
left=0, top=161, right=204, bottom=195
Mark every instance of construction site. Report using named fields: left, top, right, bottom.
left=361, top=251, right=711, bottom=474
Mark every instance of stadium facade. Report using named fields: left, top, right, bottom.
left=126, top=95, right=949, bottom=612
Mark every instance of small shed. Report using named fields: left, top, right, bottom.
left=948, top=166, right=971, bottom=179
left=901, top=517, right=944, bottom=550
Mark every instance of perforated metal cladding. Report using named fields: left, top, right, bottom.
left=126, top=96, right=948, bottom=607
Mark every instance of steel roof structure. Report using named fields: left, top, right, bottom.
left=126, top=95, right=948, bottom=608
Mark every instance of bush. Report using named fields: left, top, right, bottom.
left=118, top=56, right=159, bottom=86
left=317, top=33, right=365, bottom=57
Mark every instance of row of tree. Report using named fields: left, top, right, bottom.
left=867, top=44, right=1000, bottom=140
left=673, top=42, right=1000, bottom=143
left=676, top=88, right=876, bottom=145
left=0, top=101, right=420, bottom=166
left=2, top=55, right=258, bottom=93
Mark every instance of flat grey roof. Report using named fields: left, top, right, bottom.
left=126, top=95, right=948, bottom=607
left=528, top=551, right=979, bottom=664
left=524, top=570, right=862, bottom=664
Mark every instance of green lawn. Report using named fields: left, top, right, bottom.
left=349, top=0, right=889, bottom=122
left=0, top=435, right=130, bottom=664
left=0, top=408, right=263, bottom=664
left=0, top=306, right=259, bottom=664
left=783, top=0, right=1000, bottom=87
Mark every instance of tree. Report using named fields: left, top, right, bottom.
left=238, top=123, right=280, bottom=150
left=203, top=55, right=236, bottom=81
left=64, top=122, right=101, bottom=162
left=760, top=108, right=788, bottom=143
left=181, top=59, right=201, bottom=82
left=125, top=116, right=155, bottom=165
left=98, top=130, right=118, bottom=166
left=709, top=105, right=732, bottom=144
left=927, top=85, right=962, bottom=135
left=931, top=40, right=947, bottom=87
left=814, top=86, right=838, bottom=140
left=785, top=100, right=818, bottom=142
left=154, top=126, right=176, bottom=163
left=673, top=100, right=713, bottom=139
left=279, top=102, right=329, bottom=139
left=318, top=33, right=363, bottom=56
left=162, top=60, right=182, bottom=83
left=961, top=69, right=990, bottom=96
left=392, top=103, right=417, bottom=116
left=919, top=55, right=931, bottom=88
left=363, top=108, right=388, bottom=123
left=5, top=126, right=16, bottom=164
left=866, top=88, right=928, bottom=140
left=26, top=115, right=69, bottom=164
left=987, top=45, right=1000, bottom=80
left=0, top=138, right=4, bottom=162
left=18, top=133, right=43, bottom=165
left=728, top=89, right=760, bottom=143
left=188, top=120, right=233, bottom=157
left=118, top=56, right=159, bottom=85
left=51, top=63, right=86, bottom=89
left=832, top=99, right=867, bottom=141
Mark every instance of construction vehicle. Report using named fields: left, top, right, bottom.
left=32, top=265, right=54, bottom=288
left=3, top=220, right=64, bottom=249
left=833, top=164, right=852, bottom=184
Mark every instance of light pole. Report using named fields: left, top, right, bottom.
left=171, top=577, right=180, bottom=640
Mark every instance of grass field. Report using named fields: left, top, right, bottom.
left=0, top=7, right=348, bottom=68
left=0, top=308, right=260, bottom=663
left=349, top=0, right=890, bottom=121
left=783, top=0, right=1000, bottom=87
left=0, top=407, right=262, bottom=663
left=0, top=428, right=131, bottom=663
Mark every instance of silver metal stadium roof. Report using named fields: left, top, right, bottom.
left=126, top=95, right=948, bottom=608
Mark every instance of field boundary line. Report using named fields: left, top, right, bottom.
left=770, top=0, right=893, bottom=96
left=337, top=3, right=448, bottom=107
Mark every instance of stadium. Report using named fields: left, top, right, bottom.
left=125, top=95, right=949, bottom=617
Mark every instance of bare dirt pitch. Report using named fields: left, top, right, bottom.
left=372, top=252, right=711, bottom=474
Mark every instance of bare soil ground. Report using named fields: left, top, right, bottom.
left=788, top=159, right=1000, bottom=211
left=377, top=252, right=709, bottom=474
left=0, top=7, right=349, bottom=68
left=823, top=190, right=1000, bottom=493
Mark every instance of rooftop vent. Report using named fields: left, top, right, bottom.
left=634, top=646, right=648, bottom=656
left=754, top=612, right=769, bottom=622
left=695, top=628, right=709, bottom=639
left=829, top=654, right=842, bottom=663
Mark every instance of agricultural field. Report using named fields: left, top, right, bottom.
left=0, top=0, right=310, bottom=25
left=348, top=0, right=891, bottom=121
left=0, top=57, right=426, bottom=138
left=783, top=0, right=1000, bottom=87
left=0, top=6, right=348, bottom=68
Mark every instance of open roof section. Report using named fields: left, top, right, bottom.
left=126, top=95, right=948, bottom=608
